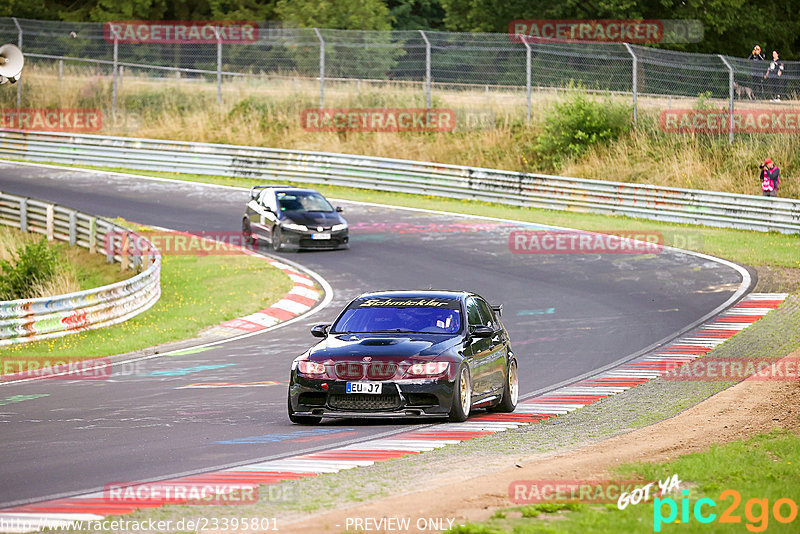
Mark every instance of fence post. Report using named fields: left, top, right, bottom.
left=89, top=217, right=97, bottom=254
left=718, top=54, right=735, bottom=144
left=216, top=28, right=222, bottom=104
left=623, top=43, right=638, bottom=127
left=112, top=35, right=118, bottom=118
left=522, top=38, right=532, bottom=124
left=12, top=17, right=22, bottom=109
left=313, top=28, right=325, bottom=108
left=58, top=59, right=63, bottom=81
left=419, top=30, right=431, bottom=109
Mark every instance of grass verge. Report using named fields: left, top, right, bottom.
left=449, top=430, right=800, bottom=533
left=0, top=230, right=293, bottom=363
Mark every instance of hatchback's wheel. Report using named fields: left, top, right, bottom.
left=242, top=218, right=255, bottom=245
left=491, top=359, right=518, bottom=413
left=288, top=392, right=322, bottom=425
left=448, top=365, right=472, bottom=422
left=271, top=226, right=284, bottom=251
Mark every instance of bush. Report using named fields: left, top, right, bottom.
left=536, top=90, right=631, bottom=168
left=0, top=238, right=60, bottom=300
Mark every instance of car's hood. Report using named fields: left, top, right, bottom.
left=307, top=333, right=461, bottom=361
left=285, top=211, right=344, bottom=228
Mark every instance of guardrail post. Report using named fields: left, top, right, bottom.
left=718, top=54, right=735, bottom=144
left=89, top=217, right=97, bottom=253
left=19, top=198, right=27, bottom=232
left=112, top=35, right=118, bottom=118
left=119, top=230, right=129, bottom=271
left=12, top=17, right=22, bottom=109
left=215, top=27, right=222, bottom=104
left=104, top=222, right=114, bottom=263
left=68, top=211, right=77, bottom=246
left=419, top=30, right=431, bottom=109
left=522, top=37, right=532, bottom=124
left=45, top=204, right=54, bottom=241
left=313, top=28, right=325, bottom=108
left=623, top=43, right=638, bottom=127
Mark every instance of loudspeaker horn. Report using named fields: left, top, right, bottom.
left=0, top=44, right=24, bottom=85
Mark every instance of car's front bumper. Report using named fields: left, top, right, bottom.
left=281, top=228, right=349, bottom=250
left=289, top=373, right=456, bottom=419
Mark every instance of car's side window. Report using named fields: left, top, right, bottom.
left=475, top=298, right=496, bottom=329
left=259, top=190, right=277, bottom=212
left=466, top=298, right=483, bottom=327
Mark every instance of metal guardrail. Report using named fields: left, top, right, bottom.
left=0, top=130, right=798, bottom=234
left=0, top=190, right=161, bottom=345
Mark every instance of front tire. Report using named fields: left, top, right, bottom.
left=448, top=365, right=472, bottom=422
left=288, top=392, right=322, bottom=425
left=491, top=359, right=518, bottom=413
left=271, top=226, right=284, bottom=251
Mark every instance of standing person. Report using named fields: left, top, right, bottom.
left=759, top=158, right=780, bottom=197
left=748, top=45, right=765, bottom=98
left=764, top=50, right=784, bottom=101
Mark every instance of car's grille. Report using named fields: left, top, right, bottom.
left=333, top=362, right=398, bottom=380
left=366, top=362, right=398, bottom=380
left=334, top=362, right=365, bottom=380
left=299, top=237, right=343, bottom=248
left=329, top=394, right=402, bottom=411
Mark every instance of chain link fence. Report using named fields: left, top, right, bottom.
left=0, top=17, right=798, bottom=139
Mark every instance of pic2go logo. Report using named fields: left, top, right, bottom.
left=653, top=489, right=798, bottom=532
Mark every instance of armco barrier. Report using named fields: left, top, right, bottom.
left=0, top=190, right=161, bottom=345
left=0, top=130, right=799, bottom=233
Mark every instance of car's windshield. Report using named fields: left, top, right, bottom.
left=277, top=191, right=334, bottom=212
left=331, top=297, right=462, bottom=334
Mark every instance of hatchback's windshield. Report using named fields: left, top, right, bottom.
left=277, top=191, right=334, bottom=212
left=331, top=297, right=462, bottom=334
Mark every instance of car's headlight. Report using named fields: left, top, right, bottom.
left=298, top=360, right=326, bottom=375
left=282, top=222, right=308, bottom=232
left=331, top=223, right=347, bottom=232
left=405, top=361, right=449, bottom=377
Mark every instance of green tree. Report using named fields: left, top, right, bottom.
left=387, top=0, right=445, bottom=30
left=275, top=0, right=392, bottom=30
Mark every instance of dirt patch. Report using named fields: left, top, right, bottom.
left=754, top=265, right=800, bottom=294
left=283, top=350, right=800, bottom=534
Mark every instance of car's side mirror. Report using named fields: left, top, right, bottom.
left=311, top=324, right=330, bottom=338
left=470, top=325, right=494, bottom=338
left=336, top=206, right=344, bottom=213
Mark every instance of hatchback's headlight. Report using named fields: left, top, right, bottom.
left=282, top=222, right=308, bottom=232
left=331, top=223, right=348, bottom=232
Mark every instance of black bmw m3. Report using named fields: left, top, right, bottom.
left=288, top=290, right=518, bottom=424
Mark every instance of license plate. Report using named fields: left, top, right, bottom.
left=346, top=382, right=382, bottom=394
left=311, top=233, right=331, bottom=240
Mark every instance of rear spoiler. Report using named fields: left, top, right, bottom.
left=249, top=184, right=294, bottom=199
left=491, top=304, right=503, bottom=317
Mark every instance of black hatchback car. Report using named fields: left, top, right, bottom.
left=288, top=290, right=518, bottom=424
left=242, top=185, right=349, bottom=251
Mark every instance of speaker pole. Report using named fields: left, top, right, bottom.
left=12, top=17, right=21, bottom=108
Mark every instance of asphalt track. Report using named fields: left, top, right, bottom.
left=0, top=161, right=749, bottom=507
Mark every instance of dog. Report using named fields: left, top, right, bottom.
left=733, top=82, right=755, bottom=100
